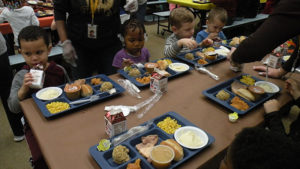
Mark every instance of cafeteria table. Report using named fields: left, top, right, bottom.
left=20, top=60, right=293, bottom=169
left=0, top=16, right=54, bottom=35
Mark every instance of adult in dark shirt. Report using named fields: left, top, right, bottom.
left=54, top=0, right=138, bottom=79
left=227, top=0, right=300, bottom=78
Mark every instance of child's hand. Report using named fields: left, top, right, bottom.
left=264, top=99, right=280, bottom=114
left=23, top=72, right=34, bottom=88
left=285, top=78, right=300, bottom=100
left=177, top=38, right=198, bottom=49
left=207, top=33, right=219, bottom=40
left=200, top=38, right=213, bottom=47
left=18, top=73, right=34, bottom=100
left=122, top=58, right=134, bottom=68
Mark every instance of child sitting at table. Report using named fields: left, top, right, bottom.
left=8, top=25, right=70, bottom=168
left=196, top=7, right=227, bottom=44
left=164, top=7, right=213, bottom=58
left=219, top=127, right=300, bottom=169
left=112, top=18, right=151, bottom=69
left=0, top=0, right=39, bottom=48
left=263, top=78, right=300, bottom=143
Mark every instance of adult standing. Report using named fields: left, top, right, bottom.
left=228, top=0, right=300, bottom=78
left=54, top=0, right=138, bottom=79
left=0, top=32, right=24, bottom=142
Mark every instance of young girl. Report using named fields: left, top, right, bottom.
left=196, top=7, right=227, bottom=44
left=112, top=18, right=151, bottom=69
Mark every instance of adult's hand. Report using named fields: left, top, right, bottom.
left=253, top=66, right=286, bottom=79
left=61, top=40, right=78, bottom=67
left=124, top=0, right=138, bottom=13
left=264, top=99, right=280, bottom=114
left=227, top=47, right=236, bottom=61
left=285, top=78, right=300, bottom=100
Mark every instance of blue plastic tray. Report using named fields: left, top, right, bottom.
left=202, top=74, right=280, bottom=115
left=89, top=111, right=215, bottom=169
left=176, top=47, right=226, bottom=67
left=32, top=74, right=125, bottom=118
left=118, top=58, right=192, bottom=88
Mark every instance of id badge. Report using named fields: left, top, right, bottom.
left=87, top=24, right=97, bottom=39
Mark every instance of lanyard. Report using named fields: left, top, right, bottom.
left=90, top=0, right=99, bottom=25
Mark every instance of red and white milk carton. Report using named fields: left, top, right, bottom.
left=104, top=110, right=127, bottom=138
left=150, top=72, right=168, bottom=93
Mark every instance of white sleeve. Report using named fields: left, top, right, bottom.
left=29, top=8, right=39, bottom=26
left=0, top=8, right=7, bottom=23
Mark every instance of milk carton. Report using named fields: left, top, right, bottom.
left=104, top=110, right=127, bottom=138
left=150, top=72, right=168, bottom=93
left=30, top=64, right=45, bottom=89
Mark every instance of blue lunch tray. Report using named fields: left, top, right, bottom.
left=176, top=47, right=226, bottom=67
left=89, top=111, right=215, bottom=169
left=32, top=74, right=125, bottom=119
left=202, top=74, right=280, bottom=115
left=118, top=58, right=192, bottom=88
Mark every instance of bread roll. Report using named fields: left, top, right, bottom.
left=236, top=88, right=255, bottom=102
left=81, top=84, right=93, bottom=97
left=160, top=139, right=183, bottom=161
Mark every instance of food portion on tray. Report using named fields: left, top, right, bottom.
left=118, top=58, right=192, bottom=87
left=32, top=74, right=125, bottom=118
left=89, top=112, right=215, bottom=169
left=222, top=36, right=247, bottom=48
left=203, top=74, right=280, bottom=114
left=176, top=46, right=227, bottom=67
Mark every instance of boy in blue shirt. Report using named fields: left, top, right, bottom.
left=196, top=7, right=227, bottom=44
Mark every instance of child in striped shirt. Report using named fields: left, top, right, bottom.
left=164, top=7, right=212, bottom=58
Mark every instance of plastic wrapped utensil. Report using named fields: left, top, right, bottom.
left=111, top=120, right=153, bottom=146
left=118, top=79, right=142, bottom=98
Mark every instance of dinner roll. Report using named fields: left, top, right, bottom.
left=160, top=139, right=184, bottom=161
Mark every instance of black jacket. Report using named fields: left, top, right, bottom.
left=54, top=0, right=126, bottom=48
left=264, top=97, right=300, bottom=143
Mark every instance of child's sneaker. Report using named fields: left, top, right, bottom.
left=14, top=135, right=25, bottom=142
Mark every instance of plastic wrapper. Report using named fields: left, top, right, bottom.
left=111, top=120, right=153, bottom=147
left=118, top=79, right=142, bottom=98
left=104, top=92, right=163, bottom=117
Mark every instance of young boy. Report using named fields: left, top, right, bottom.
left=219, top=127, right=300, bottom=169
left=196, top=7, right=227, bottom=44
left=164, top=7, right=213, bottom=58
left=8, top=25, right=70, bottom=168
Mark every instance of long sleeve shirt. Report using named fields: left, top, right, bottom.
left=8, top=62, right=68, bottom=114
left=264, top=97, right=300, bottom=143
left=231, top=0, right=300, bottom=72
left=0, top=6, right=39, bottom=46
left=164, top=33, right=194, bottom=58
